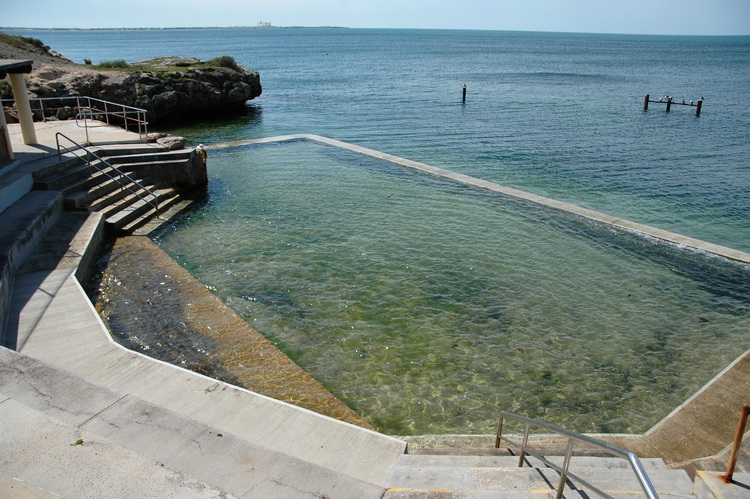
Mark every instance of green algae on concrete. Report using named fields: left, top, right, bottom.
left=92, top=235, right=371, bottom=428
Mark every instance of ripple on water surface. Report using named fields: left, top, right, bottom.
left=153, top=140, right=750, bottom=435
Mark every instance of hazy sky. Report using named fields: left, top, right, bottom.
left=3, top=0, right=749, bottom=35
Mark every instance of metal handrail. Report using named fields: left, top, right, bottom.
left=1, top=95, right=149, bottom=138
left=55, top=132, right=159, bottom=219
left=496, top=410, right=658, bottom=499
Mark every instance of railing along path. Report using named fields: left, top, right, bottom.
left=496, top=410, right=658, bottom=499
left=55, top=132, right=159, bottom=219
left=2, top=95, right=149, bottom=139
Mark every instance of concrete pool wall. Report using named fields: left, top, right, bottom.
left=211, top=134, right=750, bottom=266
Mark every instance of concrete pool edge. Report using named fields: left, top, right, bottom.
left=201, top=133, right=750, bottom=465
left=209, top=134, right=750, bottom=266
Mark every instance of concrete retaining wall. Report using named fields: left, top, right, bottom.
left=0, top=191, right=63, bottom=346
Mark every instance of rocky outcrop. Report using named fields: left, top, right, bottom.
left=27, top=57, right=262, bottom=123
left=1, top=35, right=262, bottom=123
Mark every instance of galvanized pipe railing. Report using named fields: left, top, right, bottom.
left=1, top=95, right=149, bottom=137
left=496, top=410, right=658, bottom=499
left=55, top=132, right=159, bottom=218
left=75, top=96, right=149, bottom=137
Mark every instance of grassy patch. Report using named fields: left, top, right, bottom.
left=205, top=56, right=241, bottom=71
left=0, top=33, right=49, bottom=53
left=95, top=59, right=130, bottom=69
left=89, top=55, right=244, bottom=73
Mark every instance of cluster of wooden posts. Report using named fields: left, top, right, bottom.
left=643, top=94, right=703, bottom=116
left=460, top=87, right=703, bottom=116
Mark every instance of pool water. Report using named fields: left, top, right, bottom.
left=152, top=139, right=750, bottom=435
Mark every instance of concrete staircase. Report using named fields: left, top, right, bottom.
left=31, top=145, right=191, bottom=235
left=383, top=450, right=696, bottom=497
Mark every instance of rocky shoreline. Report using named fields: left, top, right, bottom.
left=0, top=33, right=262, bottom=123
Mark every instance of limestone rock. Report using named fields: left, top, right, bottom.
left=23, top=60, right=262, bottom=123
left=0, top=35, right=261, bottom=124
left=156, top=135, right=186, bottom=150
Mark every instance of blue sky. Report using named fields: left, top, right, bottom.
left=3, top=0, right=749, bottom=35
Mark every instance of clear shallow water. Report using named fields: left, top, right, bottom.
left=9, top=28, right=750, bottom=434
left=154, top=140, right=750, bottom=434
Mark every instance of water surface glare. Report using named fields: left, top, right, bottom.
left=155, top=140, right=750, bottom=435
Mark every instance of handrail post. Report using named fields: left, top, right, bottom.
left=495, top=415, right=504, bottom=448
left=497, top=409, right=659, bottom=498
left=555, top=438, right=575, bottom=499
left=518, top=423, right=530, bottom=467
left=723, top=403, right=750, bottom=483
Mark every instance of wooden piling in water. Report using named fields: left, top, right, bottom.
left=644, top=94, right=703, bottom=116
left=462, top=84, right=466, bottom=103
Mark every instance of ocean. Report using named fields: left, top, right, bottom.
left=6, top=27, right=750, bottom=434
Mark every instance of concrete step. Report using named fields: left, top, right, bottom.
left=693, top=471, right=750, bottom=499
left=116, top=158, right=193, bottom=175
left=65, top=174, right=132, bottom=210
left=33, top=164, right=88, bottom=191
left=28, top=153, right=88, bottom=181
left=396, top=453, right=672, bottom=472
left=385, top=454, right=695, bottom=498
left=98, top=182, right=160, bottom=217
left=105, top=149, right=192, bottom=165
left=1, top=153, right=84, bottom=215
left=385, top=465, right=586, bottom=497
left=118, top=192, right=182, bottom=235
left=569, top=467, right=694, bottom=497
left=34, top=159, right=117, bottom=191
left=90, top=143, right=171, bottom=157
left=131, top=198, right=194, bottom=236
left=104, top=187, right=179, bottom=234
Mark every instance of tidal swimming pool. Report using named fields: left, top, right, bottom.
left=152, top=138, right=750, bottom=435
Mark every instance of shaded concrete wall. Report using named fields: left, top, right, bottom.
left=0, top=193, right=63, bottom=346
left=126, top=150, right=207, bottom=195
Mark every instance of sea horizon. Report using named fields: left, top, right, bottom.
left=6, top=25, right=750, bottom=38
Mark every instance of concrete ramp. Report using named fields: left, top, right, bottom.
left=0, top=349, right=385, bottom=498
left=10, top=268, right=406, bottom=488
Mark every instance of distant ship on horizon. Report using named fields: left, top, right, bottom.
left=257, top=21, right=272, bottom=28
